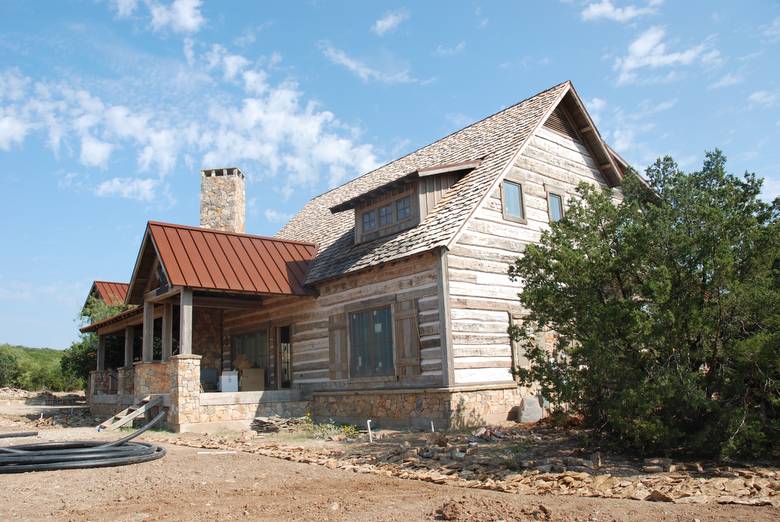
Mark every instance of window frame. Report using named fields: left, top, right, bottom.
left=395, top=195, right=412, bottom=222
left=378, top=204, right=394, bottom=227
left=544, top=183, right=567, bottom=223
left=501, top=179, right=527, bottom=224
left=346, top=303, right=396, bottom=381
left=355, top=188, right=419, bottom=244
left=361, top=209, right=377, bottom=231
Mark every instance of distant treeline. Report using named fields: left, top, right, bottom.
left=0, top=343, right=82, bottom=391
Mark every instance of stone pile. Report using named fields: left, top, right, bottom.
left=251, top=415, right=309, bottom=433
left=157, top=430, right=780, bottom=507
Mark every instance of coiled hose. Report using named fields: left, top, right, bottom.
left=0, top=411, right=166, bottom=473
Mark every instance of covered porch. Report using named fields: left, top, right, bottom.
left=82, top=221, right=317, bottom=430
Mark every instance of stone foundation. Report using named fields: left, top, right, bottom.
left=133, top=361, right=170, bottom=401
left=312, top=385, right=524, bottom=429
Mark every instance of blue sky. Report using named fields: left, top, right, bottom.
left=1, top=0, right=779, bottom=348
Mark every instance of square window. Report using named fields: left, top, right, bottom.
left=502, top=181, right=524, bottom=221
left=379, top=205, right=393, bottom=227
left=362, top=210, right=377, bottom=231
left=548, top=193, right=564, bottom=222
left=349, top=307, right=394, bottom=378
left=396, top=196, right=411, bottom=221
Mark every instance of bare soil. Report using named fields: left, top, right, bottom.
left=0, top=431, right=777, bottom=521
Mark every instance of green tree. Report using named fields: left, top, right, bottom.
left=60, top=296, right=128, bottom=386
left=0, top=348, right=21, bottom=387
left=509, top=151, right=780, bottom=459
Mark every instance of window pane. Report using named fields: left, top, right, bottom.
left=503, top=181, right=524, bottom=220
left=279, top=326, right=292, bottom=388
left=396, top=196, right=411, bottom=221
left=549, top=193, right=563, bottom=222
left=349, top=306, right=394, bottom=378
left=378, top=205, right=393, bottom=227
left=362, top=210, right=377, bottom=231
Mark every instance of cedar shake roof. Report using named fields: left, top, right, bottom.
left=277, top=81, right=618, bottom=284
left=126, top=221, right=317, bottom=304
left=90, top=281, right=129, bottom=306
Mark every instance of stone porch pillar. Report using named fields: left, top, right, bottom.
left=168, top=354, right=201, bottom=431
left=142, top=300, right=154, bottom=362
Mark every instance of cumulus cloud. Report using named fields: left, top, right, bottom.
left=320, top=43, right=421, bottom=84
left=95, top=177, right=159, bottom=201
left=709, top=73, right=742, bottom=89
left=148, top=0, right=205, bottom=34
left=371, top=10, right=409, bottom=36
left=264, top=208, right=292, bottom=223
left=433, top=41, right=466, bottom=57
left=112, top=0, right=139, bottom=18
left=614, top=26, right=711, bottom=85
left=80, top=135, right=114, bottom=168
left=747, top=90, right=779, bottom=108
left=1, top=39, right=379, bottom=204
left=581, top=0, right=660, bottom=23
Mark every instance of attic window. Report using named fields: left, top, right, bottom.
left=502, top=180, right=526, bottom=223
left=356, top=189, right=418, bottom=243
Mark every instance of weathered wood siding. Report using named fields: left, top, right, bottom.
left=417, top=173, right=460, bottom=220
left=222, top=251, right=444, bottom=389
left=447, top=124, right=621, bottom=385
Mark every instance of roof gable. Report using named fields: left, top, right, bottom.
left=278, top=81, right=578, bottom=284
left=126, top=221, right=317, bottom=304
left=83, top=280, right=129, bottom=310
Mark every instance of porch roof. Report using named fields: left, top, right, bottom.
left=127, top=222, right=318, bottom=304
left=79, top=306, right=142, bottom=333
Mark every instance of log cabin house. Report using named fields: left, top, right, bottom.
left=81, top=81, right=627, bottom=432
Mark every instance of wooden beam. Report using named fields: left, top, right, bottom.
left=144, top=285, right=182, bottom=304
left=179, top=288, right=193, bottom=355
left=124, top=326, right=134, bottom=367
left=142, top=301, right=154, bottom=362
left=161, top=303, right=173, bottom=361
left=192, top=295, right=263, bottom=309
left=97, top=335, right=106, bottom=371
left=580, top=126, right=593, bottom=133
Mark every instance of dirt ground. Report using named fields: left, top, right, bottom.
left=0, top=428, right=778, bottom=522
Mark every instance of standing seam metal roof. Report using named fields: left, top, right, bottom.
left=92, top=281, right=130, bottom=306
left=146, top=222, right=317, bottom=296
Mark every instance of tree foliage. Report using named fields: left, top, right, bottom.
left=509, top=151, right=780, bottom=459
left=60, top=296, right=128, bottom=387
left=0, top=344, right=81, bottom=391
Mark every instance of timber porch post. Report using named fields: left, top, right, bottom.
left=124, top=326, right=134, bottom=367
left=142, top=300, right=154, bottom=362
left=179, top=288, right=193, bottom=355
left=161, top=303, right=173, bottom=361
left=96, top=334, right=106, bottom=371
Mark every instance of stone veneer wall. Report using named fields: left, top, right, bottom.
left=133, top=361, right=170, bottom=401
left=312, top=385, right=524, bottom=429
left=193, top=308, right=223, bottom=373
left=89, top=369, right=117, bottom=395
left=117, top=366, right=134, bottom=397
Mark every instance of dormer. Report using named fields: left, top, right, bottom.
left=330, top=159, right=482, bottom=244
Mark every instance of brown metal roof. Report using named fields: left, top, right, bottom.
left=79, top=306, right=142, bottom=334
left=126, top=222, right=318, bottom=304
left=92, top=281, right=129, bottom=306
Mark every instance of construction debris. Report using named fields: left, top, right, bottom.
left=251, top=415, right=308, bottom=433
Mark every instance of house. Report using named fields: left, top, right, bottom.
left=81, top=81, right=626, bottom=432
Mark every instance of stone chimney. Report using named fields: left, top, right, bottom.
left=200, top=167, right=246, bottom=233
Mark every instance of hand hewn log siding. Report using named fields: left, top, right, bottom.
left=222, top=251, right=443, bottom=386
left=448, top=125, right=622, bottom=385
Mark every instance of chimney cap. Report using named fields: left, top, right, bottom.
left=201, top=167, right=244, bottom=178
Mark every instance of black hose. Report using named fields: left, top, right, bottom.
left=0, top=431, right=38, bottom=439
left=0, top=411, right=166, bottom=473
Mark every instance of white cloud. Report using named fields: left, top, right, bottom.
left=434, top=41, right=466, bottom=57
left=320, top=43, right=420, bottom=84
left=264, top=208, right=292, bottom=223
left=80, top=135, right=114, bottom=168
left=0, top=112, right=28, bottom=150
left=762, top=16, right=780, bottom=42
left=709, top=73, right=742, bottom=89
left=614, top=26, right=709, bottom=85
left=586, top=97, right=607, bottom=125
left=95, top=177, right=159, bottom=201
left=747, top=90, right=778, bottom=108
left=112, top=0, right=139, bottom=18
left=581, top=0, right=659, bottom=23
left=371, top=10, right=409, bottom=36
left=148, top=0, right=205, bottom=34
left=1, top=40, right=379, bottom=203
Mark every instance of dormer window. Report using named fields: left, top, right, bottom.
left=378, top=205, right=393, bottom=227
left=362, top=210, right=377, bottom=231
left=396, top=196, right=411, bottom=221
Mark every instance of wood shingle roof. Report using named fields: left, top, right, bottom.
left=277, top=81, right=574, bottom=284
